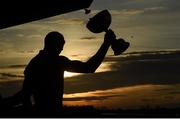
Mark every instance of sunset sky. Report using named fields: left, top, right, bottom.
left=0, top=0, right=180, bottom=109
left=0, top=0, right=179, bottom=61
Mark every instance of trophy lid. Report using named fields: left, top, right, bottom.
left=86, top=10, right=111, bottom=33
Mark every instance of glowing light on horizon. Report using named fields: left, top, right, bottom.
left=63, top=61, right=114, bottom=78
left=64, top=71, right=80, bottom=78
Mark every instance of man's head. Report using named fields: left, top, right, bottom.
left=44, top=31, right=65, bottom=55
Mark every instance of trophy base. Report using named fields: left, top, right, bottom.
left=111, top=39, right=130, bottom=56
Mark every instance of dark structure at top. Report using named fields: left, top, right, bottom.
left=0, top=0, right=93, bottom=29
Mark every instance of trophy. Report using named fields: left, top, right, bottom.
left=86, top=10, right=130, bottom=55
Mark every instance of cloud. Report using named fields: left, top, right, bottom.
left=110, top=6, right=167, bottom=16
left=0, top=73, right=23, bottom=78
left=17, top=50, right=36, bottom=54
left=64, top=94, right=125, bottom=101
left=42, top=18, right=85, bottom=25
left=80, top=36, right=97, bottom=40
left=92, top=0, right=180, bottom=15
left=64, top=87, right=127, bottom=101
left=145, top=6, right=165, bottom=11
left=109, top=9, right=143, bottom=16
left=16, top=34, right=25, bottom=37
left=27, top=34, right=42, bottom=39
left=1, top=64, right=26, bottom=68
left=64, top=50, right=180, bottom=94
left=91, top=9, right=144, bottom=16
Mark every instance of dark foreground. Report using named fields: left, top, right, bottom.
left=0, top=105, right=180, bottom=118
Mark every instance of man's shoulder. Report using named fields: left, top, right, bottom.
left=58, top=55, right=70, bottom=62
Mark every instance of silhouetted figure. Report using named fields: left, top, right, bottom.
left=11, top=30, right=115, bottom=114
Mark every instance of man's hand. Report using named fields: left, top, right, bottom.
left=104, top=29, right=116, bottom=44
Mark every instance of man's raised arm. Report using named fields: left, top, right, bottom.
left=65, top=29, right=116, bottom=73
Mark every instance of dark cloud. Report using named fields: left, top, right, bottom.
left=141, top=98, right=155, bottom=102
left=154, top=88, right=173, bottom=92
left=168, top=91, right=180, bottom=95
left=0, top=73, right=23, bottom=78
left=80, top=36, right=97, bottom=40
left=64, top=50, right=180, bottom=94
left=3, top=64, right=26, bottom=68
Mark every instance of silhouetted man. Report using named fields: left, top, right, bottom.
left=16, top=30, right=116, bottom=113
